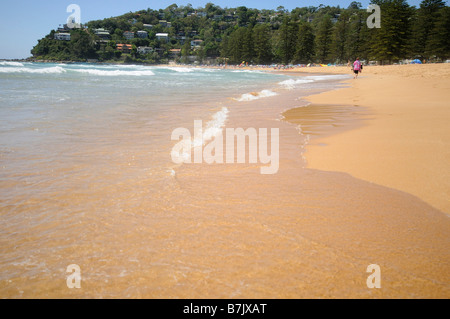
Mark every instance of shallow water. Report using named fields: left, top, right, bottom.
left=0, top=62, right=448, bottom=298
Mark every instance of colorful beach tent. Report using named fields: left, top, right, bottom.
left=412, top=59, right=422, bottom=64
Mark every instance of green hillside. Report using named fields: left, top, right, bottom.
left=30, top=1, right=450, bottom=65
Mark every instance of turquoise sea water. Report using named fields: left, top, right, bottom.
left=0, top=61, right=354, bottom=297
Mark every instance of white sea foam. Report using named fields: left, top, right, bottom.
left=278, top=78, right=314, bottom=89
left=306, top=74, right=351, bottom=81
left=279, top=74, right=351, bottom=89
left=73, top=68, right=155, bottom=76
left=0, top=61, right=25, bottom=67
left=201, top=106, right=229, bottom=143
left=236, top=89, right=278, bottom=102
left=197, top=68, right=219, bottom=72
left=231, top=70, right=264, bottom=74
left=172, top=107, right=229, bottom=163
left=170, top=67, right=195, bottom=73
left=0, top=66, right=66, bottom=74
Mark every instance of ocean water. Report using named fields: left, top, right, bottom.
left=1, top=62, right=448, bottom=298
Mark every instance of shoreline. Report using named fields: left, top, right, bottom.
left=1, top=60, right=449, bottom=298
left=4, top=60, right=448, bottom=213
left=281, top=63, right=450, bottom=214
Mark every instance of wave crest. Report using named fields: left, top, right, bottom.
left=0, top=66, right=66, bottom=74
left=73, top=69, right=155, bottom=76
left=235, top=89, right=278, bottom=102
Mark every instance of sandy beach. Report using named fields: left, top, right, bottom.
left=282, top=63, right=450, bottom=214
left=1, top=62, right=449, bottom=299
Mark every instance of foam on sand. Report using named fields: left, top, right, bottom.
left=279, top=74, right=351, bottom=89
left=172, top=107, right=229, bottom=163
left=236, top=90, right=278, bottom=102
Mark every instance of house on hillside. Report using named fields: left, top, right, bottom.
left=137, top=46, right=153, bottom=55
left=57, top=24, right=71, bottom=32
left=156, top=33, right=169, bottom=43
left=136, top=30, right=148, bottom=39
left=169, top=49, right=181, bottom=59
left=123, top=31, right=134, bottom=40
left=94, top=28, right=111, bottom=40
left=54, top=33, right=71, bottom=41
left=191, top=39, right=203, bottom=49
left=159, top=20, right=171, bottom=28
left=116, top=44, right=133, bottom=54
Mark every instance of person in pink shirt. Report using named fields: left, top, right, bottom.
left=352, top=58, right=362, bottom=79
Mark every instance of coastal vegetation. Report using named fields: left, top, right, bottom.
left=30, top=0, right=450, bottom=65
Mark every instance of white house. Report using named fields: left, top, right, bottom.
left=143, top=24, right=153, bottom=29
left=136, top=30, right=148, bottom=39
left=94, top=28, right=110, bottom=40
left=159, top=20, right=171, bottom=28
left=54, top=33, right=71, bottom=41
left=137, top=46, right=153, bottom=55
left=156, top=33, right=169, bottom=43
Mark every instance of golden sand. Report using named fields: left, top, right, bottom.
left=1, top=63, right=449, bottom=299
left=282, top=63, right=450, bottom=214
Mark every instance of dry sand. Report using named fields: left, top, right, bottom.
left=282, top=63, right=450, bottom=214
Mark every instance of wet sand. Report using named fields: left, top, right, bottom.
left=282, top=63, right=450, bottom=214
left=1, top=65, right=449, bottom=299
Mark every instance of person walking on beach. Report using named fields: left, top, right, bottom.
left=353, top=58, right=362, bottom=79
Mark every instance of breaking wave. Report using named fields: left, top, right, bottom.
left=72, top=68, right=155, bottom=76
left=0, top=61, right=25, bottom=67
left=0, top=66, right=66, bottom=74
left=279, top=74, right=351, bottom=89
left=235, top=89, right=278, bottom=102
left=171, top=107, right=229, bottom=163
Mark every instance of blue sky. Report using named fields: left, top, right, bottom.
left=0, top=0, right=428, bottom=59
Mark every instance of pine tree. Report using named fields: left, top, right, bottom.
left=315, top=15, right=333, bottom=63
left=345, top=10, right=364, bottom=61
left=425, top=6, right=450, bottom=60
left=370, top=0, right=414, bottom=64
left=331, top=12, right=350, bottom=63
left=253, top=24, right=273, bottom=64
left=295, top=22, right=315, bottom=64
left=181, top=38, right=191, bottom=63
left=278, top=16, right=298, bottom=64
left=411, top=0, right=446, bottom=59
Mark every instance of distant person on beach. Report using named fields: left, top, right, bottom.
left=352, top=58, right=362, bottom=79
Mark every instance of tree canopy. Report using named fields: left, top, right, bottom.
left=31, top=1, right=450, bottom=64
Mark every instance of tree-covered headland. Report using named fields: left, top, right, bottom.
left=31, top=0, right=450, bottom=65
